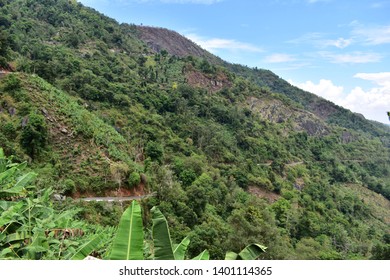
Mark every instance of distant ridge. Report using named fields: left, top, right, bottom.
left=136, top=25, right=224, bottom=65
left=136, top=25, right=390, bottom=136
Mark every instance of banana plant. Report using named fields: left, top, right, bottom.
left=69, top=234, right=104, bottom=260
left=151, top=206, right=175, bottom=260
left=108, top=201, right=209, bottom=260
left=151, top=207, right=209, bottom=260
left=0, top=149, right=99, bottom=260
left=109, top=201, right=268, bottom=260
left=109, top=200, right=144, bottom=260
left=192, top=249, right=210, bottom=260
left=0, top=148, right=35, bottom=200
left=0, top=148, right=37, bottom=258
left=225, top=243, right=267, bottom=260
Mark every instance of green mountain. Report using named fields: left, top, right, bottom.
left=0, top=0, right=389, bottom=260
left=136, top=25, right=390, bottom=137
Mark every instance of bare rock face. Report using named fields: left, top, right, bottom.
left=185, top=70, right=232, bottom=93
left=341, top=131, right=355, bottom=144
left=247, top=96, right=329, bottom=136
left=136, top=26, right=223, bottom=65
left=309, top=98, right=338, bottom=119
left=137, top=26, right=208, bottom=58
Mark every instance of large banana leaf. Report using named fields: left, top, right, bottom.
left=0, top=172, right=36, bottom=196
left=13, top=171, right=36, bottom=189
left=0, top=167, right=18, bottom=184
left=25, top=231, right=49, bottom=259
left=224, top=251, right=239, bottom=260
left=0, top=201, right=24, bottom=227
left=225, top=243, right=267, bottom=260
left=0, top=245, right=21, bottom=259
left=238, top=243, right=267, bottom=260
left=151, top=206, right=174, bottom=260
left=109, top=200, right=144, bottom=260
left=192, top=250, right=210, bottom=260
left=0, top=162, right=27, bottom=183
left=173, top=236, right=190, bottom=260
left=5, top=231, right=30, bottom=243
left=70, top=234, right=103, bottom=260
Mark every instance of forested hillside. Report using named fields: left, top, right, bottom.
left=0, top=0, right=389, bottom=260
left=135, top=26, right=390, bottom=137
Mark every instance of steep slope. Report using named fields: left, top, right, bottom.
left=135, top=26, right=390, bottom=138
left=0, top=0, right=389, bottom=260
left=137, top=26, right=224, bottom=65
left=229, top=66, right=390, bottom=137
left=0, top=73, right=141, bottom=196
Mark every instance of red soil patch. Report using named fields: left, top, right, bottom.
left=103, top=183, right=146, bottom=197
left=72, top=183, right=147, bottom=199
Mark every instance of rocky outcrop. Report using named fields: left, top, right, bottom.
left=247, top=96, right=329, bottom=136
left=340, top=130, right=357, bottom=144
left=136, top=26, right=223, bottom=65
left=186, top=70, right=232, bottom=93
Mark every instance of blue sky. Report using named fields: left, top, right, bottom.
left=78, top=0, right=390, bottom=124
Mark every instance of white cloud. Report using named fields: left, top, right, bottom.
left=288, top=33, right=352, bottom=49
left=318, top=51, right=382, bottom=64
left=288, top=32, right=324, bottom=45
left=354, top=72, right=390, bottom=87
left=289, top=79, right=344, bottom=100
left=290, top=23, right=390, bottom=49
left=186, top=33, right=263, bottom=53
left=289, top=74, right=390, bottom=123
left=264, top=53, right=296, bottom=63
left=352, top=25, right=390, bottom=45
left=322, top=38, right=352, bottom=49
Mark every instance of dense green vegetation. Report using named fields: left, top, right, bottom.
left=0, top=153, right=265, bottom=260
left=0, top=0, right=389, bottom=260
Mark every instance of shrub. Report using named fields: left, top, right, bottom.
left=179, top=169, right=197, bottom=187
left=62, top=178, right=76, bottom=195
left=1, top=121, right=16, bottom=139
left=2, top=74, right=21, bottom=92
left=145, top=141, right=164, bottom=163
left=20, top=111, right=48, bottom=158
left=128, top=171, right=141, bottom=188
